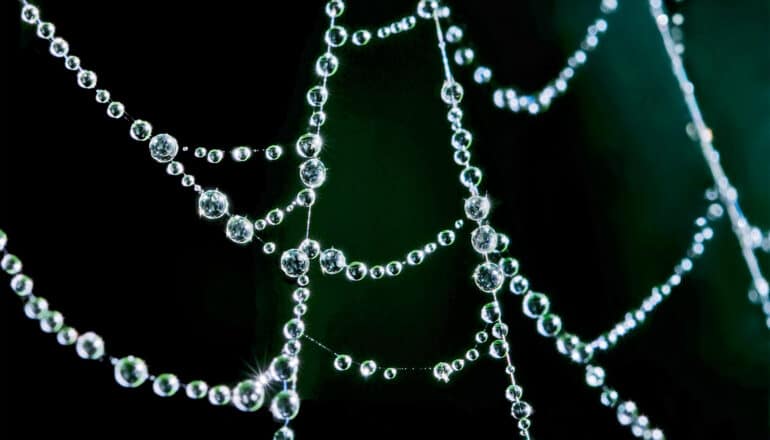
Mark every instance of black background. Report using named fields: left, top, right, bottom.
left=2, top=1, right=768, bottom=439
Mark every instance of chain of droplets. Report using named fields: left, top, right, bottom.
left=303, top=256, right=528, bottom=385
left=12, top=1, right=762, bottom=439
left=187, top=144, right=285, bottom=165
left=316, top=219, right=471, bottom=282
left=585, top=198, right=723, bottom=352
left=0, top=227, right=305, bottom=414
left=415, top=3, right=537, bottom=438
left=422, top=0, right=704, bottom=436
left=302, top=323, right=496, bottom=381
left=440, top=0, right=619, bottom=115
left=265, top=2, right=351, bottom=438
left=498, top=199, right=720, bottom=363
left=18, top=1, right=476, bottom=289
left=347, top=5, right=454, bottom=48
left=296, top=195, right=719, bottom=403
left=16, top=0, right=326, bottom=256
left=648, top=0, right=770, bottom=328
left=0, top=234, right=318, bottom=429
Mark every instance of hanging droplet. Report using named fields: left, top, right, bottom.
left=316, top=53, right=339, bottom=77
left=270, top=390, right=301, bottom=420
left=77, top=70, right=98, bottom=89
left=616, top=401, right=639, bottom=426
left=325, top=26, right=348, bottom=47
left=21, top=5, right=40, bottom=24
left=296, top=134, right=323, bottom=158
left=510, top=401, right=533, bottom=419
left=233, top=379, right=265, bottom=412
left=473, top=66, right=492, bottom=84
left=3, top=256, right=23, bottom=278
left=274, top=427, right=295, bottom=440
left=556, top=333, right=580, bottom=356
left=307, top=86, right=329, bottom=107
left=265, top=208, right=284, bottom=226
left=296, top=189, right=316, bottom=207
left=325, top=0, right=345, bottom=18
left=226, top=215, right=255, bottom=244
left=351, top=30, right=372, bottom=46
left=153, top=373, right=181, bottom=397
left=299, top=159, right=327, bottom=188
left=39, top=310, right=64, bottom=333
left=489, top=339, right=509, bottom=358
left=464, top=195, right=490, bottom=221
left=499, top=258, right=519, bottom=277
left=262, top=242, right=276, bottom=255
left=386, top=261, right=403, bottom=276
left=473, top=262, right=504, bottom=293
left=451, top=129, right=473, bottom=150
left=433, top=362, right=452, bottom=383
left=56, top=326, right=78, bottom=346
left=166, top=161, right=184, bottom=176
left=346, top=262, right=368, bottom=281
left=10, top=273, right=32, bottom=295
left=480, top=302, right=500, bottom=324
left=107, top=102, right=125, bottom=119
left=440, top=80, right=464, bottom=105
left=536, top=313, right=562, bottom=337
left=600, top=387, right=619, bottom=407
left=492, top=322, right=509, bottom=339
left=114, top=356, right=149, bottom=388
left=383, top=368, right=397, bottom=380
left=207, top=149, right=224, bottom=163
left=506, top=384, right=523, bottom=401
left=231, top=146, right=252, bottom=162
left=198, top=190, right=229, bottom=219
left=369, top=265, right=385, bottom=279
left=23, top=297, right=48, bottom=319
left=437, top=230, right=456, bottom=246
left=95, top=89, right=111, bottom=104
left=208, top=385, right=232, bottom=406
left=445, top=26, right=463, bottom=43
left=148, top=134, right=179, bottom=163
left=585, top=365, right=606, bottom=387
left=283, top=318, right=306, bottom=339
left=283, top=339, right=302, bottom=356
left=334, top=354, right=353, bottom=371
left=75, top=332, right=105, bottom=360
left=270, top=355, right=299, bottom=382
left=299, top=239, right=321, bottom=260
left=262, top=144, right=283, bottom=161
left=320, top=248, right=346, bottom=274
left=309, top=111, right=327, bottom=128
left=569, top=342, right=594, bottom=364
left=186, top=380, right=209, bottom=400
left=129, top=120, right=153, bottom=142
left=522, top=292, right=550, bottom=318
left=406, top=250, right=425, bottom=266
left=460, top=166, right=483, bottom=188
left=454, top=47, right=475, bottom=66
left=509, top=275, right=530, bottom=295
left=360, top=360, right=378, bottom=377
left=471, top=225, right=498, bottom=254
left=416, top=0, right=439, bottom=19
left=49, top=37, right=69, bottom=58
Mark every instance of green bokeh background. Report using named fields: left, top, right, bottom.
left=2, top=0, right=768, bottom=438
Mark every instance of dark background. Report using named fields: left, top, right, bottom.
left=2, top=0, right=768, bottom=438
